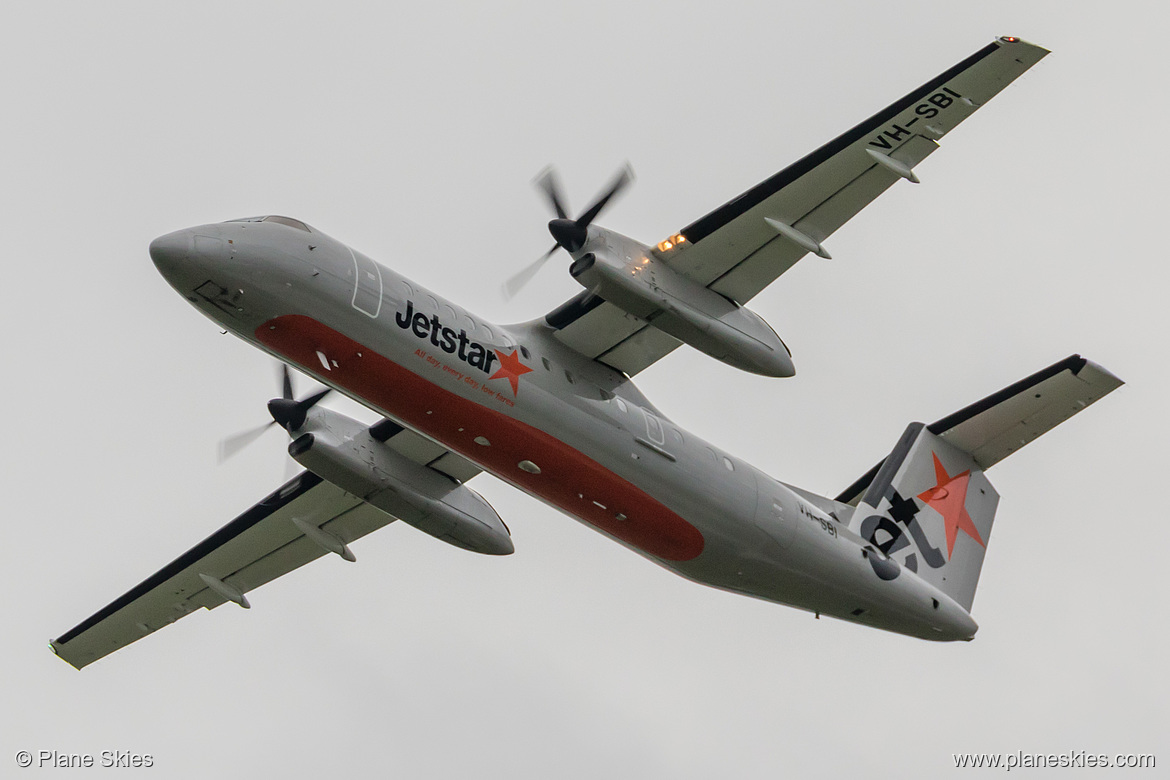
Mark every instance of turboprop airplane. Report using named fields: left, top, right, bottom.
left=52, top=37, right=1122, bottom=669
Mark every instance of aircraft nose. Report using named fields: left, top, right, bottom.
left=149, top=229, right=191, bottom=274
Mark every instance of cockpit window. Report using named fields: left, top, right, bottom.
left=224, top=215, right=312, bottom=232
left=261, top=215, right=311, bottom=232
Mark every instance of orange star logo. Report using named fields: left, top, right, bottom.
left=489, top=349, right=533, bottom=396
left=917, top=453, right=985, bottom=559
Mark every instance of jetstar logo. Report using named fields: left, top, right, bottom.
left=395, top=300, right=531, bottom=395
left=489, top=349, right=533, bottom=395
left=396, top=299, right=499, bottom=374
left=917, top=453, right=985, bottom=558
left=858, top=450, right=987, bottom=581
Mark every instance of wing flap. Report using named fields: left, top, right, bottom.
left=595, top=323, right=683, bottom=377
left=375, top=418, right=483, bottom=482
left=216, top=500, right=392, bottom=602
left=388, top=429, right=450, bottom=464
left=428, top=451, right=482, bottom=483
left=555, top=302, right=647, bottom=359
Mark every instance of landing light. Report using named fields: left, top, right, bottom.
left=656, top=233, right=687, bottom=253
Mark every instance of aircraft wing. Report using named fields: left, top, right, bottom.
left=52, top=421, right=480, bottom=670
left=547, top=37, right=1049, bottom=376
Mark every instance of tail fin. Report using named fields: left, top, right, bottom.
left=839, top=355, right=1122, bottom=611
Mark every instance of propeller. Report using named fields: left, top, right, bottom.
left=502, top=163, right=634, bottom=299
left=217, top=364, right=332, bottom=463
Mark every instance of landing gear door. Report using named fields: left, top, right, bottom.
left=349, top=247, right=383, bottom=318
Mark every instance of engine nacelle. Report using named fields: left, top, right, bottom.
left=288, top=410, right=513, bottom=555
left=570, top=251, right=794, bottom=377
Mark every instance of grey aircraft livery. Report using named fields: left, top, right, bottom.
left=53, top=37, right=1122, bottom=669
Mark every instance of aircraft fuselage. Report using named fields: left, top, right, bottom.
left=150, top=218, right=978, bottom=641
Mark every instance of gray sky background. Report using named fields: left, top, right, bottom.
left=3, top=2, right=1165, bottom=777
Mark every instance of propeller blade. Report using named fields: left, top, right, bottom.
left=218, top=420, right=277, bottom=463
left=502, top=245, right=558, bottom=299
left=296, top=387, right=332, bottom=416
left=219, top=364, right=333, bottom=465
left=512, top=164, right=636, bottom=300
left=575, top=164, right=634, bottom=228
left=280, top=364, right=294, bottom=400
left=534, top=167, right=570, bottom=220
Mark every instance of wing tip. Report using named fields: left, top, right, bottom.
left=997, top=35, right=1051, bottom=57
left=1077, top=358, right=1125, bottom=392
left=48, top=640, right=86, bottom=671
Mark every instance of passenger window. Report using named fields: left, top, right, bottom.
left=541, top=357, right=551, bottom=371
left=426, top=296, right=439, bottom=310
left=614, top=398, right=627, bottom=413
left=723, top=456, right=735, bottom=472
left=483, top=325, right=494, bottom=340
left=564, top=370, right=574, bottom=384
left=520, top=346, right=531, bottom=359
left=671, top=429, right=684, bottom=444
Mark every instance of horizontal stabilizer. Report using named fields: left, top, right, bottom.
left=929, top=356, right=1122, bottom=469
left=838, top=356, right=1123, bottom=506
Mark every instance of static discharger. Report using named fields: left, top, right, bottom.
left=865, top=149, right=920, bottom=183
left=292, top=517, right=357, bottom=562
left=198, top=573, right=250, bottom=609
left=764, top=218, right=832, bottom=259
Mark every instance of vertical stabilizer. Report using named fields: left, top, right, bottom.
left=851, top=424, right=999, bottom=611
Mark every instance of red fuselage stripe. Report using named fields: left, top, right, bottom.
left=255, top=315, right=705, bottom=561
